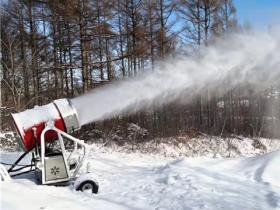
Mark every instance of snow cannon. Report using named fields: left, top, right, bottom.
left=0, top=98, right=98, bottom=194
left=11, top=98, right=80, bottom=151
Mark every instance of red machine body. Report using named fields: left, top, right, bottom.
left=14, top=118, right=66, bottom=151
left=11, top=98, right=80, bottom=151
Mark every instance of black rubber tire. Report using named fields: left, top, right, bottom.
left=76, top=180, right=99, bottom=194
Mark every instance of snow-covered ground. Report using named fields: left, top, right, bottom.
left=1, top=147, right=280, bottom=210
left=1, top=131, right=280, bottom=157
left=105, top=136, right=280, bottom=158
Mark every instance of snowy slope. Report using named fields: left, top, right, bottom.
left=1, top=149, right=280, bottom=210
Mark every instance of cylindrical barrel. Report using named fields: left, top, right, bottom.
left=11, top=98, right=80, bottom=151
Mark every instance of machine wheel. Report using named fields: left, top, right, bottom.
left=76, top=180, right=99, bottom=194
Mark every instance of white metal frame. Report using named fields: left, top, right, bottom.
left=40, top=121, right=90, bottom=185
left=0, top=164, right=11, bottom=181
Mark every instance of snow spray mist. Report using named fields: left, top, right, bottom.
left=71, top=28, right=280, bottom=126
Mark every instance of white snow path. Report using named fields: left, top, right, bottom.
left=1, top=150, right=280, bottom=210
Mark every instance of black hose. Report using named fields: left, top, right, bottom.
left=8, top=150, right=32, bottom=173
left=9, top=165, right=35, bottom=173
left=10, top=169, right=35, bottom=177
left=0, top=162, right=31, bottom=167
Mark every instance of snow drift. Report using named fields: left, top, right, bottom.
left=1, top=148, right=280, bottom=210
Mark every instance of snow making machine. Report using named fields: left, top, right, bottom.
left=0, top=98, right=99, bottom=194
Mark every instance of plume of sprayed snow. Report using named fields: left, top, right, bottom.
left=71, top=28, right=280, bottom=126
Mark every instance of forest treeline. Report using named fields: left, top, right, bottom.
left=1, top=0, right=279, bottom=139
